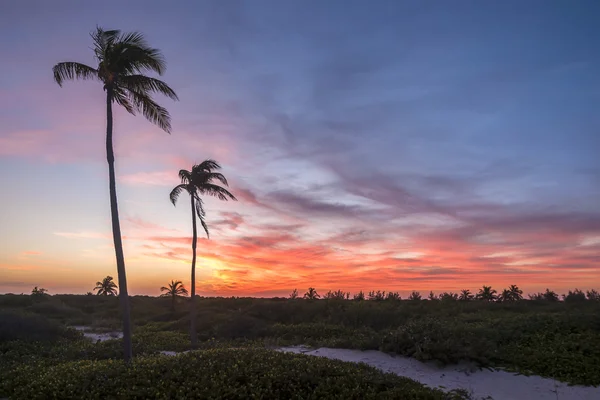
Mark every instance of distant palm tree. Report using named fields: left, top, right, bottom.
left=428, top=291, right=438, bottom=301
left=94, top=276, right=118, bottom=296
left=53, top=27, right=178, bottom=363
left=476, top=286, right=497, bottom=302
left=353, top=290, right=365, bottom=301
left=31, top=287, right=48, bottom=296
left=543, top=288, right=559, bottom=302
left=408, top=291, right=422, bottom=301
left=508, top=285, right=523, bottom=301
left=304, top=287, right=320, bottom=300
left=459, top=289, right=474, bottom=301
left=289, top=289, right=299, bottom=299
left=170, top=160, right=236, bottom=347
left=160, top=280, right=189, bottom=310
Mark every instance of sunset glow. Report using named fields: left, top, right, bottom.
left=1, top=1, right=599, bottom=297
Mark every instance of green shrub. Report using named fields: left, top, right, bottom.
left=0, top=310, right=80, bottom=342
left=7, top=348, right=469, bottom=400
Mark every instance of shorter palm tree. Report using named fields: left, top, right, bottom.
left=160, top=280, right=189, bottom=310
left=507, top=284, right=523, bottom=301
left=476, top=285, right=497, bottom=302
left=304, top=287, right=320, bottom=300
left=408, top=291, right=422, bottom=301
left=459, top=289, right=474, bottom=301
left=94, top=276, right=118, bottom=296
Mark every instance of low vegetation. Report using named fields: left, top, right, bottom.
left=0, top=289, right=599, bottom=398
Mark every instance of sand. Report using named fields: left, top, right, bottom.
left=72, top=326, right=123, bottom=342
left=278, top=346, right=600, bottom=400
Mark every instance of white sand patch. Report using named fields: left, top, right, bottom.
left=159, top=350, right=190, bottom=356
left=73, top=326, right=122, bottom=342
left=278, top=346, right=600, bottom=400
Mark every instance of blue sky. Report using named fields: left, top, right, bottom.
left=1, top=0, right=599, bottom=296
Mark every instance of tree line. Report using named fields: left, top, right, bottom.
left=289, top=286, right=600, bottom=302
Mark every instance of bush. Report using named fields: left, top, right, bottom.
left=7, top=348, right=468, bottom=400
left=0, top=310, right=80, bottom=342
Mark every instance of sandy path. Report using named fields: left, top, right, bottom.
left=278, top=346, right=600, bottom=400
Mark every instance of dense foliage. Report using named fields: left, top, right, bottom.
left=4, top=348, right=470, bottom=400
left=1, top=292, right=599, bottom=399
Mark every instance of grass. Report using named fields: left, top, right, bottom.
left=0, top=294, right=599, bottom=398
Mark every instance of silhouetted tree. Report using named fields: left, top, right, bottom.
left=507, top=285, right=523, bottom=301
left=324, top=290, right=349, bottom=300
left=408, top=291, right=422, bottom=301
left=31, top=287, right=48, bottom=296
left=440, top=292, right=458, bottom=301
left=353, top=290, right=365, bottom=301
left=563, top=289, right=586, bottom=303
left=289, top=289, right=299, bottom=299
left=53, top=27, right=178, bottom=363
left=368, top=290, right=386, bottom=301
left=94, top=276, right=118, bottom=296
left=428, top=291, right=438, bottom=301
left=170, top=160, right=236, bottom=347
left=304, top=287, right=320, bottom=300
left=476, top=286, right=497, bottom=302
left=543, top=288, right=559, bottom=302
left=587, top=289, right=600, bottom=301
left=385, top=291, right=401, bottom=301
left=459, top=289, right=473, bottom=301
left=160, top=280, right=188, bottom=310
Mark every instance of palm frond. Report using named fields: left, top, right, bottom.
left=194, top=194, right=206, bottom=218
left=113, top=87, right=135, bottom=114
left=169, top=184, right=187, bottom=206
left=129, top=89, right=172, bottom=132
left=52, top=62, right=98, bottom=86
left=193, top=160, right=222, bottom=172
left=120, top=75, right=178, bottom=100
left=196, top=183, right=237, bottom=201
left=179, top=169, right=191, bottom=183
left=200, top=217, right=210, bottom=239
left=115, top=41, right=166, bottom=75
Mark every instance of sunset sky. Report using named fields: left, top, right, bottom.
left=1, top=0, right=599, bottom=297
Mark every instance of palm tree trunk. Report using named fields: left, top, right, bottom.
left=190, top=195, right=198, bottom=348
left=106, top=86, right=133, bottom=363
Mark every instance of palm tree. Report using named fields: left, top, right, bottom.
left=507, top=284, right=523, bottom=301
left=459, top=289, right=474, bottom=301
left=160, top=280, right=189, bottom=310
left=53, top=27, right=178, bottom=362
left=31, top=287, right=48, bottom=296
left=289, top=289, right=299, bottom=299
left=304, top=287, right=320, bottom=300
left=476, top=285, right=497, bottom=302
left=170, top=160, right=236, bottom=347
left=94, top=276, right=118, bottom=296
left=408, top=291, right=422, bottom=301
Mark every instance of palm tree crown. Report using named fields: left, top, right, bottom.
left=170, top=160, right=237, bottom=237
left=53, top=27, right=178, bottom=132
left=160, top=280, right=189, bottom=298
left=476, top=285, right=498, bottom=302
left=94, top=276, right=118, bottom=296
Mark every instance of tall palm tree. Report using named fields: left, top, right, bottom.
left=476, top=285, right=497, bottom=302
left=170, top=160, right=236, bottom=347
left=94, top=276, right=118, bottom=296
left=53, top=27, right=178, bottom=362
left=160, top=280, right=188, bottom=310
